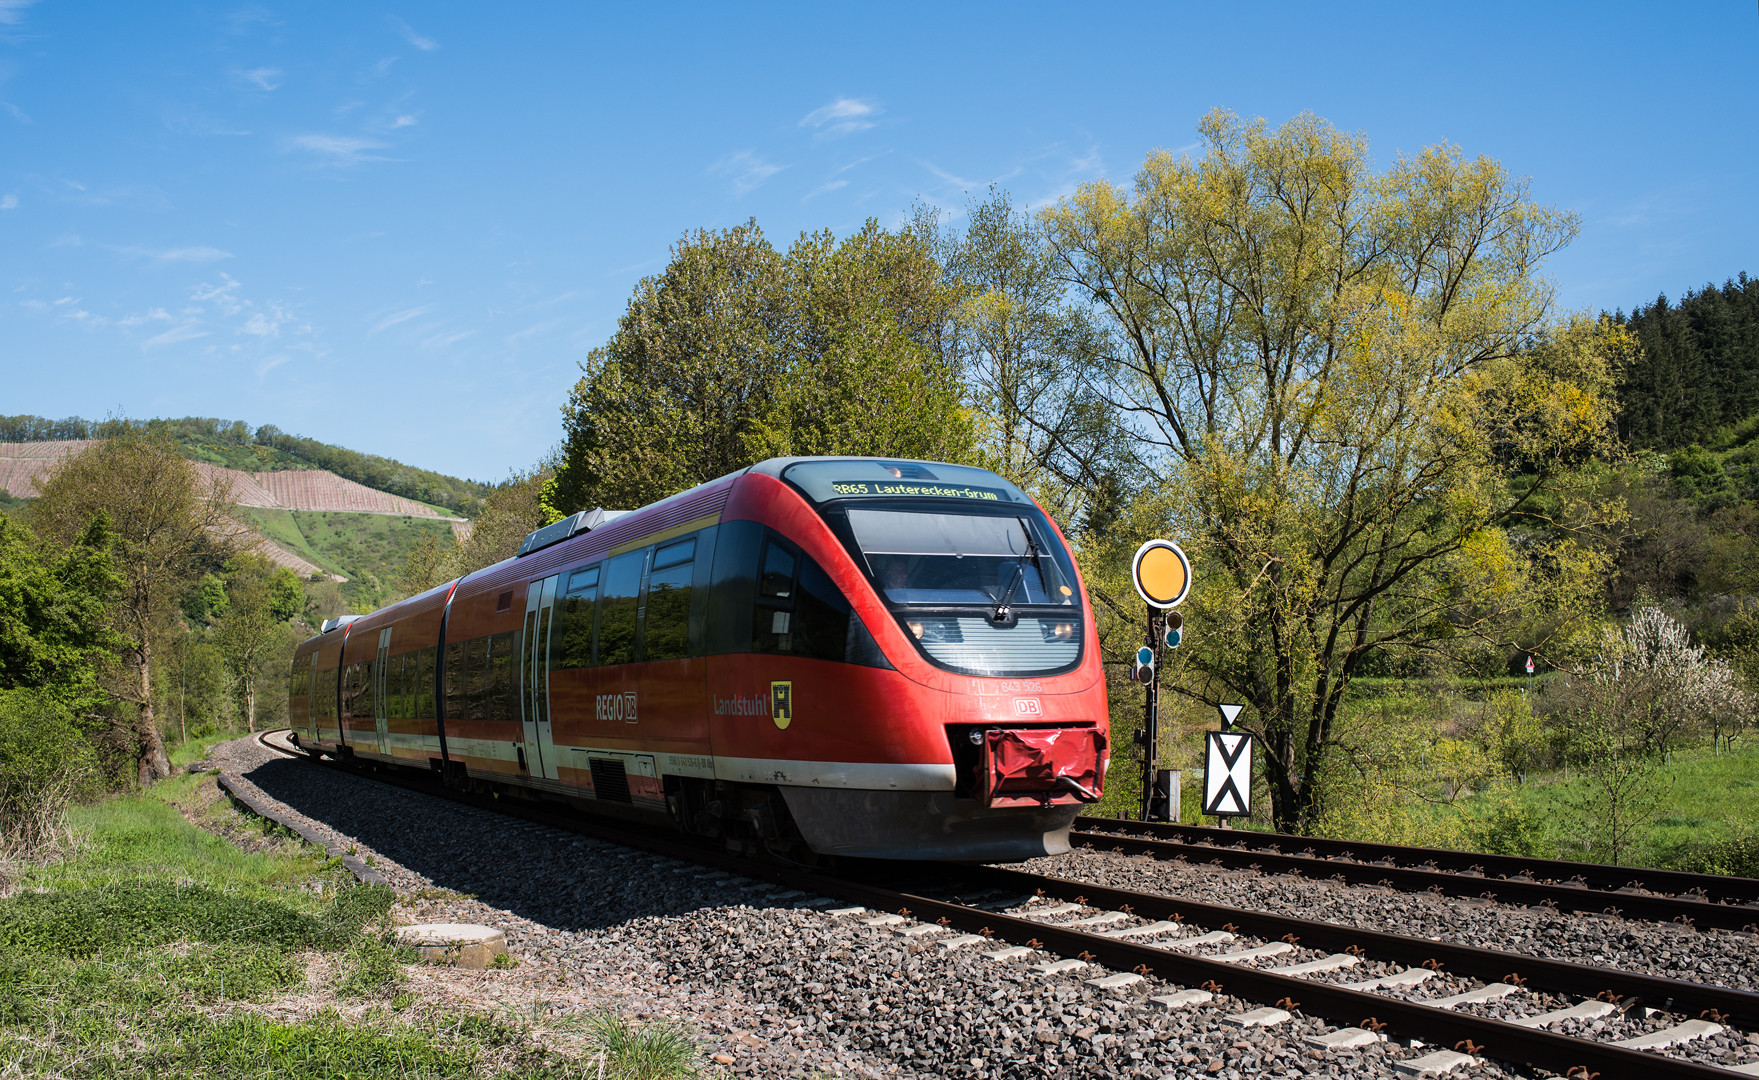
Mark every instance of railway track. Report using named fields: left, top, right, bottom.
left=1073, top=817, right=1759, bottom=933
left=248, top=731, right=1759, bottom=1078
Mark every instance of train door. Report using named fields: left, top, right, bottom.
left=373, top=627, right=392, bottom=757
left=521, top=576, right=561, bottom=780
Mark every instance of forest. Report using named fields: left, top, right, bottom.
left=4, top=110, right=1758, bottom=879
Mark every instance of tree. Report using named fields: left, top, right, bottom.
left=550, top=219, right=972, bottom=514
left=1598, top=605, right=1742, bottom=761
left=918, top=189, right=1123, bottom=526
left=28, top=429, right=237, bottom=784
left=399, top=471, right=552, bottom=598
left=1548, top=677, right=1670, bottom=866
left=1039, top=110, right=1621, bottom=831
left=214, top=554, right=282, bottom=733
left=0, top=513, right=124, bottom=708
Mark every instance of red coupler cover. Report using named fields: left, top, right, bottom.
left=981, top=727, right=1106, bottom=808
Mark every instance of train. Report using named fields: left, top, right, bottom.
left=288, top=456, right=1110, bottom=862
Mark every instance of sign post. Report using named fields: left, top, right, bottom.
left=1202, top=703, right=1253, bottom=826
left=1130, top=540, right=1192, bottom=821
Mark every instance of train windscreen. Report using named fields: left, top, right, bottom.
left=784, top=460, right=1085, bottom=677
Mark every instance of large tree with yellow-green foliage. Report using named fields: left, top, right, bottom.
left=549, top=219, right=973, bottom=514
left=1042, top=110, right=1627, bottom=830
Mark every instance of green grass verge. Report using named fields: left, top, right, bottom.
left=0, top=771, right=694, bottom=1079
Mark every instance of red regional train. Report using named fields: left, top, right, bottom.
left=288, top=457, right=1110, bottom=862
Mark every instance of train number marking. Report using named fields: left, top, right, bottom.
left=597, top=692, right=638, bottom=723
left=1012, top=698, right=1043, bottom=716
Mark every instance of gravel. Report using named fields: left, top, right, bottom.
left=204, top=737, right=1759, bottom=1078
left=1021, top=848, right=1759, bottom=992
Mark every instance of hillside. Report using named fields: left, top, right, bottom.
left=239, top=507, right=457, bottom=610
left=0, top=422, right=479, bottom=612
left=0, top=415, right=490, bottom=516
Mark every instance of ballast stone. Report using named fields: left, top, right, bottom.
left=395, top=923, right=507, bottom=970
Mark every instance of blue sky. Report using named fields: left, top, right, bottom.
left=3, top=2, right=1755, bottom=482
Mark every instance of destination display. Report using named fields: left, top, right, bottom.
left=829, top=479, right=1007, bottom=501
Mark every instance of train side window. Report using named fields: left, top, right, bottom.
left=443, top=640, right=464, bottom=722
left=487, top=632, right=517, bottom=722
left=644, top=537, right=696, bottom=662
left=471, top=637, right=494, bottom=723
left=597, top=550, right=646, bottom=667
left=752, top=536, right=800, bottom=654
left=794, top=558, right=855, bottom=662
left=705, top=520, right=761, bottom=655
left=396, top=653, right=412, bottom=719
left=554, top=565, right=600, bottom=669
left=419, top=647, right=437, bottom=717
left=759, top=541, right=795, bottom=600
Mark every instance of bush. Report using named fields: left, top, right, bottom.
left=1469, top=799, right=1555, bottom=858
left=1671, top=829, right=1759, bottom=877
left=0, top=688, right=99, bottom=862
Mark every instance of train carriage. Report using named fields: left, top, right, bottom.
left=291, top=457, right=1110, bottom=861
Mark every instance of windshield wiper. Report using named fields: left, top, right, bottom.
left=991, top=518, right=1041, bottom=624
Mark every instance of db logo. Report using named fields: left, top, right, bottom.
left=596, top=692, right=638, bottom=723
left=1012, top=698, right=1042, bottom=716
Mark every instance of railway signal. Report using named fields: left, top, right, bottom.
left=1130, top=539, right=1192, bottom=822
left=1132, top=645, right=1155, bottom=684
left=1131, top=539, right=1192, bottom=609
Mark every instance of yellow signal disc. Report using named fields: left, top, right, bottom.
left=1132, top=539, right=1191, bottom=609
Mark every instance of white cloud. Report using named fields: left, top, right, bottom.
left=286, top=133, right=389, bottom=166
left=421, top=329, right=474, bottom=350
left=710, top=150, right=785, bottom=197
left=120, top=244, right=233, bottom=263
left=373, top=56, right=398, bottom=77
left=388, top=15, right=438, bottom=51
left=235, top=67, right=283, bottom=91
left=117, top=308, right=174, bottom=327
left=142, top=321, right=209, bottom=349
left=370, top=305, right=432, bottom=334
left=506, top=318, right=563, bottom=346
left=0, top=194, right=14, bottom=210
left=800, top=97, right=880, bottom=138
left=0, top=0, right=37, bottom=26
left=190, top=274, right=244, bottom=315
left=803, top=179, right=848, bottom=201
left=391, top=114, right=418, bottom=128
left=1, top=102, right=28, bottom=124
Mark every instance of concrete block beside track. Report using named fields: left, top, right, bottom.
left=394, top=923, right=507, bottom=970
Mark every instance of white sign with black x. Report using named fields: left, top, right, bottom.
left=1202, top=730, right=1253, bottom=817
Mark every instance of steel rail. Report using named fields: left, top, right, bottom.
left=1073, top=827, right=1759, bottom=933
left=1075, top=817, right=1759, bottom=905
left=963, top=864, right=1759, bottom=1030
left=246, top=733, right=1748, bottom=1080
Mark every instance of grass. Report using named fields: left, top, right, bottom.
left=1464, top=741, right=1759, bottom=872
left=237, top=507, right=456, bottom=609
left=0, top=775, right=696, bottom=1079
